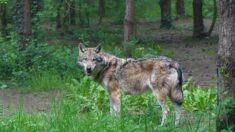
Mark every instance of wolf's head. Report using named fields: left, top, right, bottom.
left=78, top=43, right=107, bottom=76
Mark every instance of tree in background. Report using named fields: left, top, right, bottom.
left=55, top=0, right=76, bottom=28
left=193, top=0, right=206, bottom=38
left=123, top=0, right=134, bottom=57
left=0, top=2, right=7, bottom=36
left=55, top=0, right=62, bottom=29
left=176, top=0, right=185, bottom=19
left=159, top=0, right=172, bottom=29
left=206, top=0, right=217, bottom=37
left=217, top=0, right=235, bottom=131
left=98, top=0, right=105, bottom=25
left=62, top=0, right=69, bottom=27
left=69, top=0, right=76, bottom=25
left=16, top=0, right=32, bottom=51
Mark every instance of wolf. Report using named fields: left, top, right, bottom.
left=77, top=44, right=184, bottom=126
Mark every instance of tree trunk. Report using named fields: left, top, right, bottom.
left=123, top=0, right=134, bottom=57
left=0, top=3, right=7, bottom=36
left=17, top=0, right=32, bottom=51
left=84, top=6, right=90, bottom=27
left=69, top=0, right=76, bottom=25
left=217, top=0, right=235, bottom=131
left=62, top=0, right=69, bottom=27
left=78, top=0, right=84, bottom=27
left=56, top=0, right=62, bottom=29
left=98, top=0, right=105, bottom=25
left=193, top=0, right=207, bottom=38
left=159, top=0, right=172, bottom=29
left=176, top=0, right=185, bottom=18
left=207, top=0, right=217, bottom=37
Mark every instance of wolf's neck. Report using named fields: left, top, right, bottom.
left=100, top=51, right=123, bottom=63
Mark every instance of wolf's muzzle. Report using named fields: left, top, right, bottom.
left=86, top=67, right=92, bottom=75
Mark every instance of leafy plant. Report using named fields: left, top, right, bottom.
left=183, top=78, right=217, bottom=111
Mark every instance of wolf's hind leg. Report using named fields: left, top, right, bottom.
left=169, top=88, right=183, bottom=125
left=173, top=103, right=182, bottom=125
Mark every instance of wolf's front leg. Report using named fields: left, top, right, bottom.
left=108, top=86, right=120, bottom=115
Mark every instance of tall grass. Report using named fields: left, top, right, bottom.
left=27, top=71, right=71, bottom=91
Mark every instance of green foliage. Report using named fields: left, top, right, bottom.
left=0, top=33, right=18, bottom=80
left=0, top=32, right=82, bottom=87
left=130, top=40, right=174, bottom=58
left=183, top=78, right=217, bottom=111
left=27, top=71, right=70, bottom=91
left=0, top=77, right=218, bottom=131
left=0, top=0, right=8, bottom=4
left=203, top=0, right=215, bottom=17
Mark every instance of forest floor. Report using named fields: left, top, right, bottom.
left=0, top=18, right=218, bottom=113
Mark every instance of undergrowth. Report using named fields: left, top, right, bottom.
left=0, top=77, right=218, bottom=131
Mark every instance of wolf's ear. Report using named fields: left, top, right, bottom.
left=79, top=43, right=85, bottom=53
left=95, top=44, right=101, bottom=53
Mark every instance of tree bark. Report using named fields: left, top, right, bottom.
left=98, top=0, right=105, bottom=25
left=17, top=0, right=32, bottom=51
left=176, top=0, right=185, bottom=18
left=159, top=0, right=172, bottom=29
left=123, top=0, right=134, bottom=57
left=217, top=0, right=235, bottom=131
left=193, top=0, right=207, bottom=38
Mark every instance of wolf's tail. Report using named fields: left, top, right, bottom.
left=175, top=62, right=183, bottom=89
left=170, top=62, right=184, bottom=106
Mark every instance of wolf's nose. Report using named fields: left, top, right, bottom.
left=86, top=67, right=92, bottom=74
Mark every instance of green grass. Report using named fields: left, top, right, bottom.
left=27, top=71, right=72, bottom=91
left=0, top=77, right=217, bottom=132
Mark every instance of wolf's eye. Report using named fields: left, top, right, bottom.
left=82, top=58, right=88, bottom=61
left=93, top=57, right=102, bottom=62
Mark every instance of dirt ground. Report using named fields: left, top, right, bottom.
left=0, top=89, right=61, bottom=114
left=0, top=18, right=218, bottom=113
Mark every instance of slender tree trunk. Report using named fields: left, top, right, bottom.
left=84, top=6, right=90, bottom=27
left=159, top=0, right=172, bottom=29
left=62, top=0, right=69, bottom=27
left=176, top=0, right=185, bottom=19
left=56, top=0, right=62, bottom=29
left=123, top=0, right=134, bottom=57
left=98, top=0, right=105, bottom=25
left=78, top=0, right=84, bottom=27
left=69, top=0, right=76, bottom=25
left=217, top=0, right=235, bottom=131
left=17, top=0, right=32, bottom=51
left=193, top=0, right=207, bottom=38
left=0, top=3, right=7, bottom=36
left=207, top=0, right=217, bottom=36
